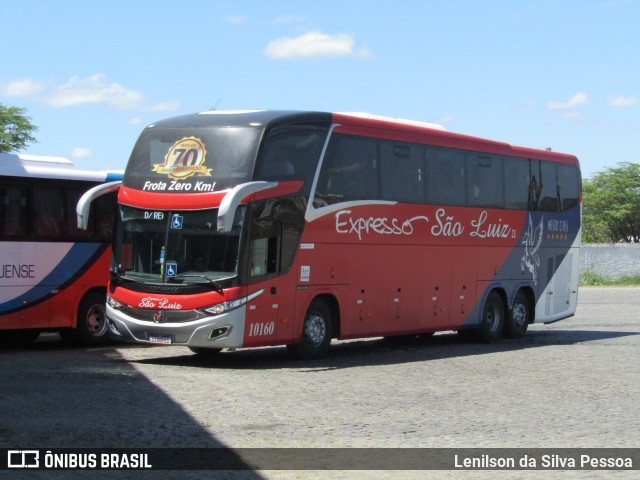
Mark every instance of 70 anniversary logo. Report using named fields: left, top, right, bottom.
left=152, top=137, right=212, bottom=181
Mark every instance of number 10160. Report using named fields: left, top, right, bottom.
left=248, top=321, right=276, bottom=337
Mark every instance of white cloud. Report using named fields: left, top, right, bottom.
left=1, top=74, right=180, bottom=112
left=46, top=74, right=143, bottom=109
left=264, top=30, right=372, bottom=59
left=546, top=92, right=589, bottom=110
left=71, top=147, right=93, bottom=159
left=1, top=78, right=44, bottom=97
left=607, top=95, right=640, bottom=107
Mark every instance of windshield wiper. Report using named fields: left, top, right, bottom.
left=172, top=273, right=224, bottom=292
left=118, top=271, right=156, bottom=281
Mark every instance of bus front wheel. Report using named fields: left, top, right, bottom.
left=288, top=299, right=333, bottom=359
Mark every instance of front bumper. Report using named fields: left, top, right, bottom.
left=106, top=303, right=246, bottom=348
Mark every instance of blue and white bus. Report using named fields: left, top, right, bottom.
left=0, top=153, right=122, bottom=346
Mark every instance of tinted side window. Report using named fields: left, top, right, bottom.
left=467, top=154, right=503, bottom=208
left=0, top=183, right=27, bottom=238
left=426, top=147, right=466, bottom=206
left=65, top=187, right=97, bottom=240
left=314, top=134, right=378, bottom=206
left=2, top=179, right=116, bottom=242
left=380, top=142, right=425, bottom=203
left=504, top=157, right=530, bottom=210
left=255, top=125, right=329, bottom=197
left=94, top=191, right=118, bottom=241
left=558, top=164, right=580, bottom=211
left=532, top=161, right=560, bottom=212
left=248, top=218, right=280, bottom=279
left=32, top=185, right=65, bottom=238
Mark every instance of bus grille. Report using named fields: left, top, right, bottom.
left=120, top=306, right=208, bottom=324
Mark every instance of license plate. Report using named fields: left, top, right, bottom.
left=149, top=334, right=172, bottom=345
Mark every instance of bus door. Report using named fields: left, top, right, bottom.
left=244, top=219, right=297, bottom=346
left=541, top=247, right=579, bottom=321
left=244, top=276, right=296, bottom=347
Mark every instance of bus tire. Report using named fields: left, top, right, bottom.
left=504, top=290, right=531, bottom=339
left=61, top=292, right=109, bottom=346
left=288, top=299, right=333, bottom=359
left=475, top=291, right=505, bottom=342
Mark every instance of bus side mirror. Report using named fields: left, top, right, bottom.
left=217, top=181, right=277, bottom=233
left=76, top=181, right=122, bottom=230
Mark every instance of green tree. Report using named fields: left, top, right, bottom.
left=582, top=162, right=640, bottom=243
left=0, top=103, right=38, bottom=153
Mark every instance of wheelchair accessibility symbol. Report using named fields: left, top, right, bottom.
left=171, top=214, right=183, bottom=229
left=165, top=261, right=178, bottom=277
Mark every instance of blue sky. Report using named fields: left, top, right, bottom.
left=1, top=0, right=639, bottom=178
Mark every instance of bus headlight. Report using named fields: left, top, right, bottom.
left=200, top=289, right=264, bottom=317
left=202, top=297, right=245, bottom=316
left=107, top=294, right=124, bottom=310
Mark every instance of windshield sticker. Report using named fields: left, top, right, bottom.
left=170, top=214, right=183, bottom=230
left=165, top=261, right=178, bottom=277
left=152, top=137, right=212, bottom=180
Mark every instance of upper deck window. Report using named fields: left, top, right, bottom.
left=123, top=127, right=261, bottom=192
left=254, top=124, right=329, bottom=197
left=314, top=134, right=378, bottom=206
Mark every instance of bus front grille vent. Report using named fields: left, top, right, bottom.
left=121, top=306, right=208, bottom=323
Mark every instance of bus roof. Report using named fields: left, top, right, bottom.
left=338, top=112, right=447, bottom=131
left=0, top=153, right=124, bottom=182
left=146, top=110, right=333, bottom=130
left=141, top=109, right=577, bottom=166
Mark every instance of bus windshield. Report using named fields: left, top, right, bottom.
left=123, top=126, right=262, bottom=192
left=113, top=205, right=245, bottom=287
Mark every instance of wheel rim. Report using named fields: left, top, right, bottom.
left=512, top=301, right=527, bottom=328
left=304, top=313, right=326, bottom=347
left=86, top=305, right=108, bottom=337
left=484, top=302, right=502, bottom=333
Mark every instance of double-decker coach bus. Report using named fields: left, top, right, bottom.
left=82, top=110, right=580, bottom=359
left=0, top=154, right=123, bottom=346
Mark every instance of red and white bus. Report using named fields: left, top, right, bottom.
left=90, top=110, right=581, bottom=358
left=0, top=154, right=123, bottom=346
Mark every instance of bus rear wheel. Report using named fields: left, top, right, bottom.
left=475, top=291, right=505, bottom=342
left=288, top=299, right=333, bottom=359
left=60, top=292, right=109, bottom=346
left=505, top=290, right=531, bottom=339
